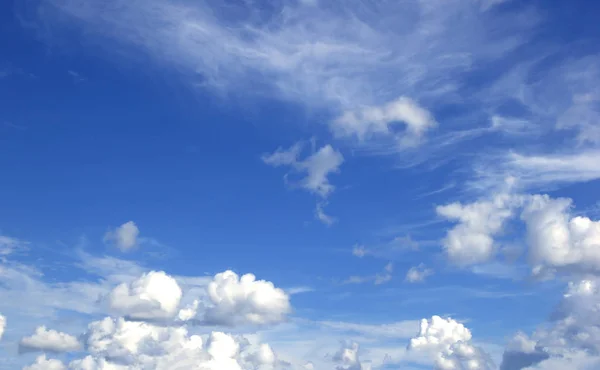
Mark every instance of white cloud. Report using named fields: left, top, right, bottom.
left=351, top=245, right=368, bottom=258
left=405, top=264, right=433, bottom=283
left=318, top=320, right=419, bottom=340
left=332, top=96, right=437, bottom=147
left=505, top=332, right=538, bottom=354
left=34, top=0, right=535, bottom=115
left=315, top=202, right=336, bottom=226
left=333, top=341, right=371, bottom=370
left=344, top=262, right=393, bottom=285
left=0, top=235, right=28, bottom=257
left=103, top=221, right=140, bottom=251
left=506, top=151, right=600, bottom=189
left=204, top=270, right=291, bottom=326
left=500, top=278, right=600, bottom=370
left=19, top=326, right=81, bottom=353
left=521, top=195, right=600, bottom=275
left=437, top=194, right=520, bottom=266
left=71, top=315, right=286, bottom=369
left=408, top=315, right=493, bottom=370
left=0, top=314, right=5, bottom=340
left=409, top=316, right=473, bottom=353
left=263, top=142, right=344, bottom=199
left=23, top=355, right=66, bottom=370
left=108, top=270, right=183, bottom=320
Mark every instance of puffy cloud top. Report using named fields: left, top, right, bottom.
left=19, top=326, right=81, bottom=353
left=108, top=271, right=183, bottom=320
left=204, top=270, right=291, bottom=326
left=409, top=316, right=472, bottom=351
left=23, top=355, right=67, bottom=370
left=437, top=194, right=518, bottom=266
left=103, top=221, right=140, bottom=251
left=409, top=316, right=492, bottom=370
left=522, top=194, right=600, bottom=275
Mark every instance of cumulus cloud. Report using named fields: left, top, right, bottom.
left=405, top=264, right=433, bottom=283
left=409, top=315, right=493, bottom=370
left=437, top=192, right=600, bottom=276
left=263, top=142, right=344, bottom=199
left=108, top=270, right=183, bottom=320
left=499, top=279, right=600, bottom=370
left=333, top=341, right=371, bottom=370
left=521, top=195, right=600, bottom=276
left=332, top=96, right=437, bottom=147
left=19, top=326, right=81, bottom=353
left=103, top=221, right=140, bottom=251
left=23, top=355, right=66, bottom=370
left=437, top=194, right=520, bottom=266
left=500, top=332, right=549, bottom=370
left=204, top=270, right=291, bottom=326
left=39, top=315, right=287, bottom=369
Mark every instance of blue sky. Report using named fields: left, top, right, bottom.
left=1, top=0, right=600, bottom=369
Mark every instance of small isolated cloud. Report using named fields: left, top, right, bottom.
left=405, top=264, right=433, bottom=283
left=263, top=141, right=344, bottom=223
left=103, top=221, right=140, bottom=251
left=352, top=245, right=368, bottom=258
left=332, top=96, right=437, bottom=148
left=23, top=355, right=66, bottom=370
left=204, top=270, right=291, bottom=326
left=262, top=142, right=344, bottom=198
left=19, top=326, right=81, bottom=353
left=108, top=270, right=183, bottom=320
left=315, top=202, right=336, bottom=226
left=344, top=262, right=393, bottom=285
left=67, top=70, right=86, bottom=83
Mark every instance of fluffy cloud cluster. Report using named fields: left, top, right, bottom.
left=500, top=278, right=600, bottom=369
left=105, top=268, right=291, bottom=327
left=19, top=326, right=81, bottom=353
left=521, top=195, right=600, bottom=276
left=405, top=264, right=433, bottom=283
left=204, top=270, right=291, bottom=326
left=108, top=270, right=183, bottom=320
left=23, top=317, right=281, bottom=370
left=437, top=194, right=520, bottom=265
left=409, top=315, right=493, bottom=370
left=17, top=268, right=292, bottom=369
left=438, top=193, right=600, bottom=276
left=103, top=221, right=140, bottom=251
